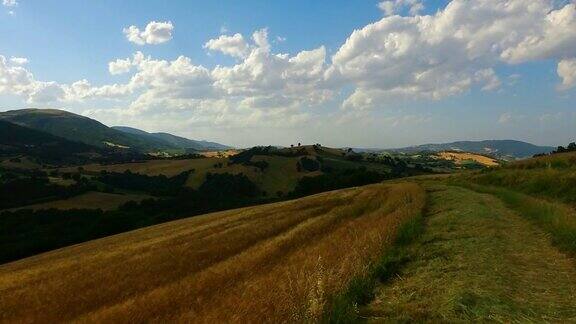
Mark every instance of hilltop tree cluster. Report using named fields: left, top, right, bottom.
left=534, top=142, right=576, bottom=157
left=555, top=142, right=576, bottom=154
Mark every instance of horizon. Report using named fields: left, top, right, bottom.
left=0, top=107, right=560, bottom=150
left=1, top=0, right=575, bottom=148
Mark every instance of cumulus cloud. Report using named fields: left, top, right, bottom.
left=252, top=28, right=270, bottom=52
left=3, top=0, right=576, bottom=130
left=332, top=0, right=576, bottom=109
left=9, top=57, right=28, bottom=65
left=204, top=33, right=250, bottom=59
left=0, top=55, right=63, bottom=104
left=557, top=58, right=576, bottom=90
left=123, top=21, right=174, bottom=45
left=108, top=57, right=132, bottom=75
left=498, top=112, right=513, bottom=124
left=2, top=0, right=17, bottom=7
left=378, top=0, right=424, bottom=16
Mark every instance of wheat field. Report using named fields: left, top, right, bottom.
left=0, top=182, right=425, bottom=323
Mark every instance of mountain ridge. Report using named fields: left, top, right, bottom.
left=385, top=139, right=554, bottom=159
left=112, top=126, right=231, bottom=151
left=0, top=109, right=230, bottom=153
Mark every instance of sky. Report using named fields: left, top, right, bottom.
left=1, top=0, right=575, bottom=148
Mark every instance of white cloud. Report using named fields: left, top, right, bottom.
left=2, top=0, right=576, bottom=132
left=498, top=112, right=513, bottom=124
left=204, top=33, right=250, bottom=59
left=9, top=57, right=28, bottom=65
left=0, top=55, right=65, bottom=104
left=108, top=57, right=132, bottom=75
left=500, top=4, right=576, bottom=64
left=2, top=0, right=17, bottom=7
left=475, top=69, right=501, bottom=91
left=378, top=0, right=424, bottom=17
left=332, top=0, right=576, bottom=110
left=123, top=21, right=174, bottom=45
left=557, top=58, right=576, bottom=90
left=252, top=28, right=270, bottom=52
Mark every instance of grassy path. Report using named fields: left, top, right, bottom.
left=360, top=184, right=576, bottom=322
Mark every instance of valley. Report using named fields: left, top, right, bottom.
left=0, top=108, right=574, bottom=322
left=3, top=1, right=576, bottom=322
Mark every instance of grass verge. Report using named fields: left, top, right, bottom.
left=453, top=181, right=576, bottom=256
left=323, top=207, right=425, bottom=323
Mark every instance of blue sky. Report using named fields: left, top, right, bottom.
left=1, top=0, right=575, bottom=148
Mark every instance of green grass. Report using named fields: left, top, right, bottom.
left=463, top=168, right=576, bottom=205
left=460, top=151, right=576, bottom=205
left=450, top=152, right=576, bottom=256
left=454, top=182, right=576, bottom=256
left=358, top=184, right=576, bottom=322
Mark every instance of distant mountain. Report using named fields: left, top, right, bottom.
left=113, top=126, right=231, bottom=151
left=0, top=120, right=99, bottom=163
left=0, top=109, right=172, bottom=152
left=389, top=140, right=554, bottom=159
left=0, top=109, right=233, bottom=153
left=109, top=126, right=182, bottom=151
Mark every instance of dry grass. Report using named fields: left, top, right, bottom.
left=61, top=158, right=222, bottom=177
left=61, top=155, right=318, bottom=196
left=509, top=151, right=576, bottom=170
left=190, top=155, right=322, bottom=195
left=0, top=156, right=42, bottom=170
left=0, top=182, right=424, bottom=323
left=7, top=191, right=150, bottom=211
left=435, top=151, right=499, bottom=167
left=199, top=149, right=239, bottom=158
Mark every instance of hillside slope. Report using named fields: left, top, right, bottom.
left=113, top=126, right=230, bottom=151
left=0, top=182, right=425, bottom=323
left=391, top=140, right=553, bottom=159
left=0, top=109, right=171, bottom=152
left=0, top=120, right=98, bottom=163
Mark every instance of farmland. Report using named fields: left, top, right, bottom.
left=0, top=182, right=425, bottom=323
left=2, top=148, right=576, bottom=322
left=8, top=191, right=150, bottom=211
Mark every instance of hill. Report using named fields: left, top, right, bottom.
left=112, top=126, right=230, bottom=151
left=2, top=144, right=576, bottom=321
left=435, top=151, right=499, bottom=167
left=65, top=144, right=416, bottom=198
left=0, top=109, right=175, bottom=152
left=0, top=109, right=230, bottom=153
left=0, top=120, right=98, bottom=164
left=389, top=140, right=553, bottom=159
left=0, top=182, right=425, bottom=323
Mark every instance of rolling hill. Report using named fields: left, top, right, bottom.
left=388, top=140, right=554, bottom=159
left=0, top=109, right=163, bottom=152
left=0, top=120, right=98, bottom=163
left=0, top=182, right=425, bottom=323
left=112, top=126, right=230, bottom=151
left=0, top=109, right=229, bottom=153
